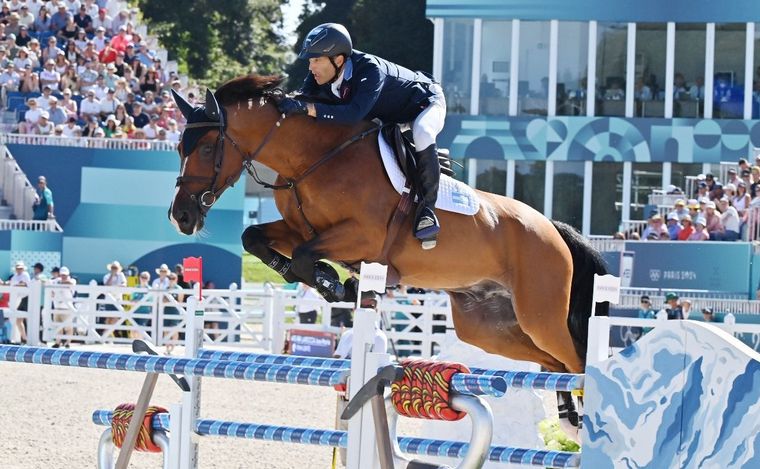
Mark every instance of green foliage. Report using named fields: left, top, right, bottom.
left=538, top=418, right=582, bottom=453
left=135, top=0, right=288, bottom=85
left=285, top=0, right=432, bottom=90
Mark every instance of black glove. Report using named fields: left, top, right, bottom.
left=277, top=98, right=308, bottom=116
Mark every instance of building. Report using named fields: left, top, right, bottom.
left=428, top=0, right=760, bottom=235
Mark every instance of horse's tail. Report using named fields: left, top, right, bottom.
left=551, top=220, right=609, bottom=364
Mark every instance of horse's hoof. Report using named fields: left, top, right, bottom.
left=342, top=277, right=358, bottom=303
left=558, top=417, right=581, bottom=445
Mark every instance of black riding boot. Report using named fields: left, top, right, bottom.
left=413, top=144, right=441, bottom=249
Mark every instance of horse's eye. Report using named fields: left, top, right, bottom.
left=201, top=144, right=213, bottom=157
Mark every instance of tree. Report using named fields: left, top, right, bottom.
left=136, top=0, right=288, bottom=85
left=285, top=0, right=433, bottom=90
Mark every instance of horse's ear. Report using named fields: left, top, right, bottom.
left=205, top=88, right=220, bottom=121
left=172, top=89, right=194, bottom=120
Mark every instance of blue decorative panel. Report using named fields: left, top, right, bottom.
left=427, top=0, right=760, bottom=23
left=6, top=144, right=243, bottom=286
left=437, top=116, right=760, bottom=163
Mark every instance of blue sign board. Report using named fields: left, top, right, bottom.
left=427, top=0, right=760, bottom=23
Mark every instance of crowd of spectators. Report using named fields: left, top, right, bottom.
left=615, top=156, right=760, bottom=242
left=0, top=0, right=188, bottom=143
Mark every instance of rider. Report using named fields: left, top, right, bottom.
left=277, top=23, right=447, bottom=249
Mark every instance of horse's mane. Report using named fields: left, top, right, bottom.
left=214, top=74, right=285, bottom=107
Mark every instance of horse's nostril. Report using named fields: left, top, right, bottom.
left=177, top=210, right=190, bottom=226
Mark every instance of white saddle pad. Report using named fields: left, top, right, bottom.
left=378, top=133, right=480, bottom=216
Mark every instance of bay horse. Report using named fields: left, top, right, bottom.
left=169, top=75, right=607, bottom=385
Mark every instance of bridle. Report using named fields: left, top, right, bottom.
left=175, top=94, right=384, bottom=236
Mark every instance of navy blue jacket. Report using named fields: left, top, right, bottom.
left=299, top=50, right=437, bottom=125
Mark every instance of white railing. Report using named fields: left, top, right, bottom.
left=0, top=219, right=62, bottom=232
left=0, top=144, right=39, bottom=220
left=648, top=191, right=685, bottom=207
left=9, top=282, right=451, bottom=358
left=588, top=235, right=625, bottom=252
left=0, top=133, right=177, bottom=152
left=746, top=206, right=760, bottom=242
left=620, top=219, right=648, bottom=237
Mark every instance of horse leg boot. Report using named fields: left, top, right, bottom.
left=242, top=224, right=302, bottom=283
left=413, top=144, right=441, bottom=249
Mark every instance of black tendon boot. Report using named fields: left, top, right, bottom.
left=413, top=144, right=441, bottom=249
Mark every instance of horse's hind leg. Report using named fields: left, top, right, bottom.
left=241, top=221, right=305, bottom=283
left=448, top=286, right=566, bottom=372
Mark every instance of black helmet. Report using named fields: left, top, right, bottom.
left=298, top=23, right=352, bottom=60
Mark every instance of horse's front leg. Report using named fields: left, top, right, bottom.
left=290, top=221, right=377, bottom=303
left=241, top=221, right=307, bottom=284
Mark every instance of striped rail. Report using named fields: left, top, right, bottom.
left=92, top=411, right=581, bottom=468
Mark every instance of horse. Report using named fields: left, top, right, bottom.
left=168, top=75, right=608, bottom=418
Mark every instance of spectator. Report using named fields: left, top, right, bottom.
left=41, top=36, right=63, bottom=63
left=39, top=59, right=60, bottom=89
left=63, top=39, right=78, bottom=63
left=103, top=114, right=119, bottom=137
left=32, top=262, right=45, bottom=281
left=0, top=46, right=10, bottom=69
left=5, top=12, right=21, bottom=36
left=141, top=90, right=158, bottom=115
left=112, top=52, right=126, bottom=76
left=636, top=294, right=655, bottom=336
left=79, top=89, right=101, bottom=120
left=17, top=5, right=33, bottom=29
left=33, top=175, right=54, bottom=220
left=73, top=28, right=88, bottom=51
left=726, top=168, right=740, bottom=186
left=296, top=283, right=320, bottom=324
left=78, top=59, right=98, bottom=90
left=12, top=46, right=32, bottom=71
left=60, top=89, right=78, bottom=118
left=701, top=307, right=720, bottom=323
left=151, top=264, right=170, bottom=289
left=716, top=197, right=740, bottom=241
left=50, top=266, right=76, bottom=349
left=81, top=115, right=100, bottom=137
left=99, top=88, right=119, bottom=117
left=642, top=213, right=667, bottom=240
left=60, top=116, right=81, bottom=137
left=130, top=101, right=149, bottom=128
left=47, top=97, right=67, bottom=126
left=34, top=111, right=54, bottom=135
left=33, top=6, right=52, bottom=33
left=59, top=65, right=78, bottom=94
left=673, top=199, right=688, bottom=220
left=73, top=5, right=92, bottom=33
left=111, top=24, right=131, bottom=52
left=10, top=261, right=30, bottom=344
left=18, top=64, right=39, bottom=93
left=705, top=173, right=723, bottom=200
left=659, top=292, right=683, bottom=320
left=733, top=182, right=751, bottom=219
left=333, top=317, right=387, bottom=359
left=162, top=272, right=184, bottom=353
left=166, top=118, right=181, bottom=143
left=54, top=53, right=68, bottom=75
left=664, top=212, right=680, bottom=239
left=36, top=85, right=54, bottom=110
left=26, top=39, right=41, bottom=67
left=15, top=25, right=32, bottom=47
left=688, top=216, right=709, bottom=241
left=677, top=214, right=694, bottom=240
left=123, top=66, right=139, bottom=93
left=99, top=37, right=117, bottom=63
left=704, top=201, right=724, bottom=238
left=58, top=15, right=79, bottom=41
left=140, top=66, right=160, bottom=93
left=0, top=62, right=20, bottom=95
left=111, top=8, right=129, bottom=33
left=62, top=0, right=82, bottom=16
left=681, top=298, right=693, bottom=318
left=81, top=0, right=98, bottom=18
left=113, top=78, right=129, bottom=102
left=142, top=114, right=161, bottom=139
left=91, top=7, right=112, bottom=35
left=92, top=26, right=107, bottom=51
left=18, top=97, right=41, bottom=133
left=123, top=43, right=136, bottom=64
left=91, top=74, right=108, bottom=100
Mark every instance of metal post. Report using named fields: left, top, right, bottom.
left=179, top=294, right=202, bottom=469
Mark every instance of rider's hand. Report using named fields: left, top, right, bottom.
left=277, top=98, right=309, bottom=117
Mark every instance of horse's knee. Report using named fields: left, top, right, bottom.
left=241, top=225, right=266, bottom=255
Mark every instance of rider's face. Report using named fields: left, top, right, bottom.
left=308, top=55, right=344, bottom=85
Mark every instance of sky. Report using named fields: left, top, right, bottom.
left=282, top=0, right=306, bottom=46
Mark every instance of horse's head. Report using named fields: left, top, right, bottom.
left=169, top=76, right=283, bottom=235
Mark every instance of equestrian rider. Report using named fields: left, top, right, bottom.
left=277, top=23, right=447, bottom=249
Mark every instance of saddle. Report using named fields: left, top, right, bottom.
left=379, top=124, right=454, bottom=182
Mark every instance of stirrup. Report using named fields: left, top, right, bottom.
left=414, top=208, right=440, bottom=241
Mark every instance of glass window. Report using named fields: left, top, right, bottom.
left=591, top=162, right=623, bottom=235
left=556, top=22, right=589, bottom=116
left=673, top=24, right=706, bottom=118
left=479, top=21, right=511, bottom=116
left=518, top=21, right=550, bottom=116
left=753, top=24, right=760, bottom=118
left=630, top=163, right=663, bottom=221
left=671, top=163, right=703, bottom=199
left=442, top=19, right=474, bottom=115
left=596, top=22, right=628, bottom=117
left=635, top=23, right=667, bottom=117
left=714, top=24, right=746, bottom=119
left=475, top=159, right=507, bottom=195
left=551, top=162, right=585, bottom=230
left=514, top=161, right=546, bottom=212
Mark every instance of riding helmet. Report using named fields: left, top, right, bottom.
left=298, top=23, right=353, bottom=60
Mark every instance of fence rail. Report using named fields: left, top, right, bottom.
left=0, top=219, right=62, bottom=231
left=0, top=133, right=177, bottom=152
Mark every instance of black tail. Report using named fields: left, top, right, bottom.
left=551, top=221, right=608, bottom=364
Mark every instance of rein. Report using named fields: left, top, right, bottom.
left=177, top=99, right=384, bottom=237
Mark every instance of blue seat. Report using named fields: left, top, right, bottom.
left=17, top=109, right=26, bottom=123
left=7, top=96, right=25, bottom=112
